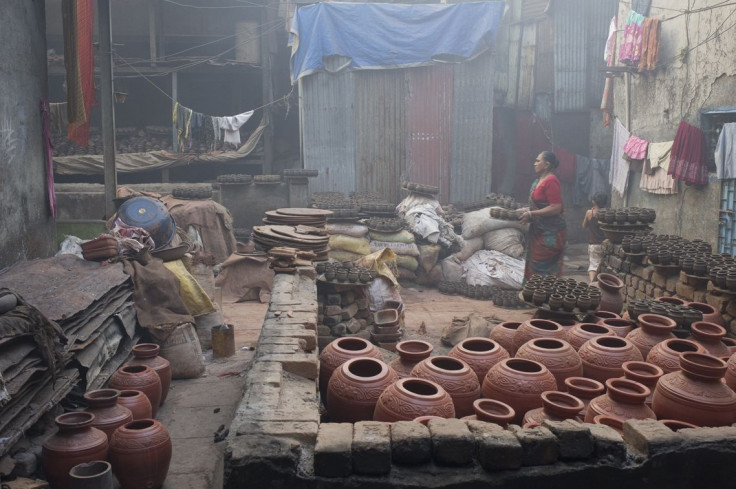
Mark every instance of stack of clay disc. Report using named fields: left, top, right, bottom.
left=262, top=208, right=333, bottom=228
left=253, top=224, right=330, bottom=260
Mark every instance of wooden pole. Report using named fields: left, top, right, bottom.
left=98, top=0, right=117, bottom=218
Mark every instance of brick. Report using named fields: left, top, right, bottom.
left=228, top=434, right=300, bottom=477
left=665, top=275, right=679, bottom=293
left=352, top=422, right=392, bottom=475
left=693, top=291, right=707, bottom=303
left=637, top=281, right=646, bottom=292
left=341, top=291, right=357, bottom=305
left=631, top=276, right=639, bottom=289
left=261, top=326, right=317, bottom=351
left=631, top=265, right=646, bottom=280
left=356, top=298, right=370, bottom=309
left=268, top=314, right=318, bottom=331
left=331, top=323, right=347, bottom=336
left=236, top=421, right=318, bottom=445
left=323, top=315, right=341, bottom=326
left=390, top=421, right=431, bottom=466
left=317, top=325, right=331, bottom=336
left=509, top=425, right=559, bottom=466
left=623, top=419, right=682, bottom=457
left=326, top=294, right=342, bottom=306
left=653, top=287, right=663, bottom=298
left=259, top=336, right=308, bottom=352
left=428, top=418, right=475, bottom=466
left=635, top=291, right=646, bottom=300
left=585, top=423, right=627, bottom=462
left=341, top=303, right=359, bottom=320
left=354, top=309, right=371, bottom=319
left=314, top=423, right=353, bottom=477
left=627, top=286, right=636, bottom=298
left=325, top=305, right=342, bottom=316
left=645, top=283, right=654, bottom=296
left=318, top=314, right=324, bottom=324
left=541, top=420, right=594, bottom=460
left=256, top=353, right=319, bottom=380
left=676, top=283, right=696, bottom=301
left=467, top=421, right=522, bottom=471
left=345, top=318, right=361, bottom=334
left=651, top=272, right=667, bottom=289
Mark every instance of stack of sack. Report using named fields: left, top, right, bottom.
left=368, top=229, right=420, bottom=281
left=326, top=223, right=371, bottom=263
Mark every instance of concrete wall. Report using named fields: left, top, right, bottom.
left=0, top=1, right=56, bottom=269
left=611, top=0, right=736, bottom=248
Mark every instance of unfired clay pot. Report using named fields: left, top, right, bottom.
left=564, top=377, right=605, bottom=418
left=109, top=419, right=172, bottom=489
left=621, top=361, right=664, bottom=408
left=390, top=340, right=434, bottom=379
left=117, top=390, right=153, bottom=421
left=515, top=338, right=583, bottom=389
left=108, top=365, right=162, bottom=418
left=626, top=314, right=677, bottom=358
left=652, top=352, right=736, bottom=427
left=490, top=322, right=522, bottom=355
left=522, top=391, right=585, bottom=428
left=646, top=338, right=706, bottom=374
left=448, top=337, right=510, bottom=384
left=410, top=356, right=480, bottom=418
left=461, top=399, right=515, bottom=427
left=513, top=319, right=567, bottom=352
left=567, top=323, right=616, bottom=351
left=126, top=343, right=172, bottom=405
left=83, top=389, right=133, bottom=440
left=598, top=318, right=635, bottom=338
left=584, top=378, right=656, bottom=423
left=327, top=358, right=398, bottom=422
left=578, top=336, right=643, bottom=383
left=688, top=322, right=730, bottom=357
left=319, top=337, right=383, bottom=401
left=374, top=378, right=455, bottom=422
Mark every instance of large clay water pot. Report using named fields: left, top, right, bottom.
left=448, top=337, right=510, bottom=384
left=410, top=356, right=480, bottom=418
left=489, top=322, right=521, bottom=356
left=108, top=365, right=162, bottom=417
left=374, top=378, right=456, bottom=422
left=319, top=337, right=383, bottom=401
left=564, top=377, right=605, bottom=418
left=390, top=340, right=433, bottom=379
left=126, top=343, right=172, bottom=405
left=83, top=389, right=133, bottom=440
left=688, top=322, right=730, bottom=357
left=109, top=419, right=172, bottom=489
left=522, top=391, right=585, bottom=428
left=327, top=358, right=398, bottom=422
left=515, top=338, right=583, bottom=389
left=116, top=390, right=153, bottom=421
left=626, top=314, right=677, bottom=358
left=590, top=311, right=622, bottom=324
left=592, top=273, right=625, bottom=315
left=584, top=378, right=656, bottom=423
left=621, top=361, right=664, bottom=408
left=69, top=461, right=113, bottom=489
left=646, top=338, right=706, bottom=374
left=578, top=336, right=643, bottom=383
left=566, top=323, right=616, bottom=351
left=599, top=318, right=635, bottom=338
left=652, top=352, right=736, bottom=427
left=687, top=302, right=723, bottom=326
left=513, top=319, right=567, bottom=352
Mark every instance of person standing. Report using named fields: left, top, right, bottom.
left=582, top=192, right=608, bottom=283
left=519, top=151, right=567, bottom=281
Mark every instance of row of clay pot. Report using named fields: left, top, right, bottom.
left=598, top=207, right=656, bottom=225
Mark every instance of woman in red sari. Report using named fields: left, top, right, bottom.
left=519, top=151, right=566, bottom=281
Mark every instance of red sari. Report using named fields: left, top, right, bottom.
left=524, top=174, right=567, bottom=281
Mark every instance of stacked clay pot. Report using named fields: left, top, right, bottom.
left=109, top=419, right=172, bottom=489
left=564, top=377, right=605, bottom=418
left=515, top=338, right=583, bottom=389
left=621, top=361, right=664, bottom=408
left=482, top=358, right=557, bottom=425
left=374, top=378, right=455, bottom=422
left=449, top=337, right=510, bottom=384
left=513, top=319, right=567, bottom=353
left=461, top=399, right=515, bottom=427
left=117, top=390, right=153, bottom=420
left=584, top=378, right=656, bottom=423
left=687, top=302, right=723, bottom=326
left=108, top=365, right=162, bottom=417
left=327, top=358, right=398, bottom=422
left=410, top=356, right=480, bottom=417
left=522, top=391, right=585, bottom=428
left=319, top=337, right=383, bottom=400
left=83, top=389, right=133, bottom=440
left=390, top=340, right=433, bottom=378
left=646, top=338, right=705, bottom=374
left=688, top=321, right=730, bottom=357
left=126, top=343, right=172, bottom=405
left=489, top=322, right=521, bottom=355
left=578, top=336, right=643, bottom=383
left=567, top=323, right=616, bottom=350
left=626, top=314, right=677, bottom=358
left=652, top=352, right=736, bottom=427
left=592, top=273, right=625, bottom=315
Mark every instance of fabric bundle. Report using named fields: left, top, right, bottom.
left=619, top=10, right=646, bottom=65
left=623, top=134, right=649, bottom=160
left=638, top=18, right=661, bottom=72
left=668, top=121, right=708, bottom=186
left=640, top=141, right=677, bottom=194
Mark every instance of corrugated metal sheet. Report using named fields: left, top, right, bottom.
left=406, top=65, right=453, bottom=203
left=506, top=23, right=522, bottom=106
left=300, top=71, right=356, bottom=194
left=553, top=0, right=588, bottom=112
left=522, top=0, right=549, bottom=20
left=451, top=52, right=495, bottom=203
left=535, top=17, right=554, bottom=95
left=587, top=0, right=618, bottom=108
left=355, top=71, right=406, bottom=203
left=517, top=22, right=537, bottom=109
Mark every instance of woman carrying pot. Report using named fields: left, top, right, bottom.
left=519, top=151, right=567, bottom=281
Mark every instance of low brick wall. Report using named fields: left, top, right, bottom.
left=225, top=272, right=736, bottom=489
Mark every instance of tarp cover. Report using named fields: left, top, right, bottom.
left=289, top=2, right=507, bottom=82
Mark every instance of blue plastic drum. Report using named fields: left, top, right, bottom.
left=116, top=196, right=176, bottom=250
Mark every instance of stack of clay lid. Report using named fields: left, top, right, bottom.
left=262, top=208, right=333, bottom=228
left=253, top=224, right=330, bottom=261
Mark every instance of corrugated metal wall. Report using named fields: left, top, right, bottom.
left=451, top=53, right=495, bottom=202
left=587, top=0, right=618, bottom=108
left=552, top=0, right=588, bottom=112
left=517, top=22, right=537, bottom=109
left=521, top=0, right=549, bottom=19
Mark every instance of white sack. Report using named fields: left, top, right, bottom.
left=462, top=250, right=525, bottom=289
left=440, top=256, right=464, bottom=283
left=454, top=237, right=484, bottom=262
left=483, top=228, right=526, bottom=259
left=325, top=223, right=369, bottom=238
left=462, top=208, right=528, bottom=239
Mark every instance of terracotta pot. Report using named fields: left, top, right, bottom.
left=593, top=414, right=624, bottom=434
left=127, top=343, right=172, bottom=405
left=489, top=322, right=522, bottom=356
left=448, top=337, right=510, bottom=384
left=522, top=391, right=584, bottom=427
left=578, top=336, right=643, bottom=383
left=656, top=297, right=686, bottom=307
left=652, top=352, right=736, bottom=427
left=69, top=460, right=113, bottom=489
left=584, top=378, right=656, bottom=423
left=591, top=311, right=622, bottom=323
left=375, top=378, right=455, bottom=422
left=117, top=390, right=153, bottom=421
left=553, top=318, right=580, bottom=333
left=42, top=412, right=109, bottom=489
left=515, top=338, right=583, bottom=389
left=627, top=314, right=677, bottom=358
left=592, top=273, right=624, bottom=315
left=598, top=318, right=635, bottom=338
left=721, top=337, right=736, bottom=354
left=109, top=419, right=172, bottom=489
left=514, top=319, right=567, bottom=352
left=567, top=323, right=616, bottom=351
left=390, top=340, right=434, bottom=378
left=564, top=377, right=605, bottom=418
left=410, top=356, right=480, bottom=418
left=327, top=358, right=398, bottom=422
left=689, top=321, right=730, bottom=357
left=481, top=358, right=557, bottom=425
left=621, top=361, right=664, bottom=408
left=107, top=365, right=162, bottom=418
left=722, top=353, right=736, bottom=394
left=462, top=399, right=515, bottom=427
left=687, top=302, right=723, bottom=326
left=646, top=338, right=706, bottom=374
left=659, top=419, right=698, bottom=431
left=413, top=415, right=444, bottom=426
left=83, top=389, right=133, bottom=440
left=319, top=337, right=383, bottom=400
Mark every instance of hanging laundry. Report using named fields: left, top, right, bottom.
left=603, top=16, right=617, bottom=65
left=212, top=116, right=224, bottom=141
left=623, top=134, right=649, bottom=160
left=553, top=146, right=576, bottom=183
left=715, top=123, right=736, bottom=180
left=638, top=18, right=660, bottom=72
left=668, top=120, right=709, bottom=186
left=618, top=10, right=645, bottom=65
left=601, top=16, right=617, bottom=127
left=49, top=103, right=68, bottom=136
left=640, top=141, right=677, bottom=194
left=610, top=118, right=631, bottom=196
left=63, top=0, right=97, bottom=146
left=574, top=156, right=610, bottom=206
left=220, top=110, right=254, bottom=145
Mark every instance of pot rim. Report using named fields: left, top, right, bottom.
left=397, top=377, right=447, bottom=400
left=473, top=398, right=515, bottom=421
left=564, top=376, right=605, bottom=395
left=331, top=337, right=374, bottom=355
left=424, top=356, right=472, bottom=375
left=501, top=358, right=549, bottom=376
left=690, top=321, right=727, bottom=340
left=658, top=338, right=704, bottom=355
left=637, top=313, right=677, bottom=332
left=541, top=390, right=585, bottom=414
left=659, top=419, right=699, bottom=431
left=498, top=321, right=522, bottom=331
left=679, top=352, right=727, bottom=379
left=589, top=336, right=633, bottom=351
left=342, top=357, right=391, bottom=382
left=622, top=360, right=664, bottom=382
left=83, top=388, right=121, bottom=405
left=593, top=414, right=624, bottom=432
left=457, top=337, right=502, bottom=355
left=526, top=319, right=563, bottom=332
left=55, top=411, right=96, bottom=429
left=396, top=340, right=434, bottom=360
left=605, top=378, right=650, bottom=404
left=576, top=323, right=615, bottom=335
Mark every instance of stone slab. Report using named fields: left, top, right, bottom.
left=623, top=419, right=682, bottom=457
left=352, top=422, right=392, bottom=476
left=509, top=425, right=559, bottom=466
left=428, top=418, right=475, bottom=466
left=467, top=421, right=522, bottom=471
left=390, top=421, right=431, bottom=466
left=542, top=420, right=594, bottom=460
left=314, top=423, right=353, bottom=478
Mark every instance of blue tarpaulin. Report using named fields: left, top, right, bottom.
left=289, top=2, right=507, bottom=83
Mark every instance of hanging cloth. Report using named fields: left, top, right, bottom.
left=553, top=146, right=576, bottom=183
left=640, top=141, right=677, bottom=194
left=220, top=110, right=254, bottom=145
left=601, top=16, right=617, bottom=127
left=715, top=123, right=736, bottom=180
left=610, top=118, right=631, bottom=197
left=618, top=10, right=645, bottom=65
left=638, top=18, right=661, bottom=72
left=574, top=156, right=610, bottom=206
left=668, top=120, right=708, bottom=186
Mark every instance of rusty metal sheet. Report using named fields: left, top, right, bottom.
left=553, top=0, right=588, bottom=112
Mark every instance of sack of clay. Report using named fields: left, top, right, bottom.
left=418, top=244, right=441, bottom=273
left=415, top=263, right=443, bottom=286
left=326, top=223, right=369, bottom=238
left=155, top=323, right=205, bottom=379
left=395, top=255, right=419, bottom=272
left=330, top=250, right=366, bottom=263
left=397, top=267, right=417, bottom=281
left=369, top=240, right=420, bottom=257
left=440, top=256, right=464, bottom=283
left=462, top=208, right=528, bottom=239
left=483, top=227, right=526, bottom=259
left=369, top=229, right=415, bottom=243
left=329, top=235, right=372, bottom=255
left=454, top=236, right=484, bottom=262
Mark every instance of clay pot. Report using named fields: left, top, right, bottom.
left=481, top=358, right=557, bottom=425
left=689, top=321, right=730, bottom=356
left=513, top=319, right=567, bottom=352
left=374, top=378, right=456, bottom=422
left=117, top=390, right=153, bottom=421
left=687, top=302, right=723, bottom=326
left=410, top=356, right=480, bottom=418
left=553, top=318, right=580, bottom=333
left=626, top=314, right=677, bottom=358
left=653, top=352, right=736, bottom=427
left=489, top=322, right=522, bottom=356
left=327, top=358, right=399, bottom=422
left=564, top=377, right=605, bottom=418
left=562, top=295, right=577, bottom=312
left=591, top=311, right=622, bottom=323
left=532, top=289, right=547, bottom=306
left=69, top=461, right=113, bottom=489
left=593, top=415, right=624, bottom=434
left=722, top=337, right=736, bottom=354
left=621, top=361, right=664, bottom=408
left=584, top=378, right=656, bottom=423
left=656, top=297, right=686, bottom=307
left=522, top=391, right=585, bottom=428
left=319, top=337, right=383, bottom=400
left=390, top=340, right=434, bottom=379
left=567, top=323, right=616, bottom=351
left=548, top=294, right=563, bottom=311
left=107, top=365, right=162, bottom=418
left=126, top=343, right=172, bottom=405
left=515, top=338, right=583, bottom=389
left=599, top=318, right=635, bottom=338
left=646, top=338, right=706, bottom=374
left=659, top=419, right=699, bottom=431
left=592, top=273, right=625, bottom=315
left=413, top=415, right=444, bottom=426
left=448, top=337, right=510, bottom=384
left=83, top=389, right=133, bottom=440
left=463, top=399, right=515, bottom=427
left=578, top=336, right=643, bottom=383
left=109, top=419, right=172, bottom=489
left=42, top=412, right=109, bottom=489
left=722, top=353, right=736, bottom=393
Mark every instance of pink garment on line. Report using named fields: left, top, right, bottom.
left=623, top=135, right=649, bottom=160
